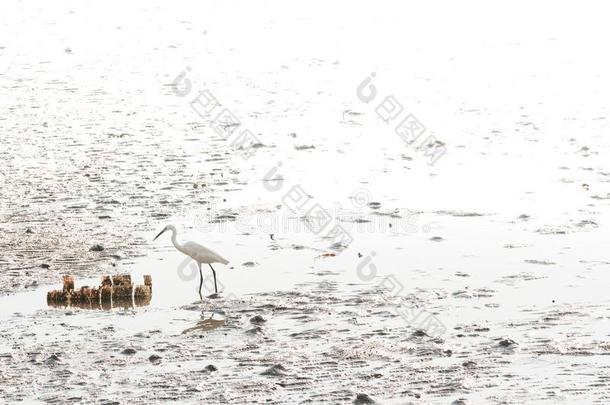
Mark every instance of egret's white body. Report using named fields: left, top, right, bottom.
left=176, top=240, right=229, bottom=265
left=153, top=225, right=228, bottom=298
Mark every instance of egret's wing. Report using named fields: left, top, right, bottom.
left=182, top=241, right=229, bottom=265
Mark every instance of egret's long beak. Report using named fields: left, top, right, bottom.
left=153, top=228, right=166, bottom=241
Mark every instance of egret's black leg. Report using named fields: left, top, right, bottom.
left=198, top=263, right=203, bottom=302
left=209, top=264, right=218, bottom=293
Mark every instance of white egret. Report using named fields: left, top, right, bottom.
left=153, top=225, right=229, bottom=299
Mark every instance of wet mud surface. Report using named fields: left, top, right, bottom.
left=3, top=280, right=609, bottom=404
left=0, top=110, right=236, bottom=294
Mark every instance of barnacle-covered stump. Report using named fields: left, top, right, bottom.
left=63, top=275, right=74, bottom=292
left=134, top=275, right=152, bottom=306
left=134, top=286, right=151, bottom=306
left=47, top=274, right=152, bottom=310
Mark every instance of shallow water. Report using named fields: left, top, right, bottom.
left=3, top=0, right=610, bottom=403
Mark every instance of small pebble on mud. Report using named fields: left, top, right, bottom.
left=45, top=354, right=62, bottom=365
left=250, top=315, right=267, bottom=324
left=354, top=393, right=376, bottom=404
left=498, top=338, right=517, bottom=347
left=261, top=364, right=287, bottom=376
left=412, top=329, right=428, bottom=337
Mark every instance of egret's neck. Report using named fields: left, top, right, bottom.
left=170, top=229, right=182, bottom=250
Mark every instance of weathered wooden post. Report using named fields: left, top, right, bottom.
left=101, top=275, right=112, bottom=287
left=63, top=275, right=74, bottom=293
left=144, top=275, right=152, bottom=292
left=112, top=275, right=133, bottom=298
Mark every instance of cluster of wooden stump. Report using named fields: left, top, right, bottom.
left=47, top=274, right=152, bottom=310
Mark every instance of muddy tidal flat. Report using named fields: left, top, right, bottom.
left=2, top=1, right=610, bottom=404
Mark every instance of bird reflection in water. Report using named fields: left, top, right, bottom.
left=182, top=313, right=226, bottom=334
